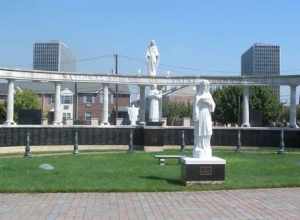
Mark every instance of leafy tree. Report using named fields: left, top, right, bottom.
left=213, top=86, right=242, bottom=124
left=250, top=86, right=282, bottom=124
left=15, top=89, right=40, bottom=112
left=279, top=106, right=289, bottom=122
left=212, top=86, right=283, bottom=125
left=162, top=101, right=192, bottom=125
left=0, top=103, right=6, bottom=123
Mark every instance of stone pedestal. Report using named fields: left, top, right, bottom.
left=41, top=118, right=48, bottom=125
left=161, top=117, right=167, bottom=127
left=181, top=157, right=226, bottom=185
left=183, top=117, right=191, bottom=127
left=65, top=119, right=73, bottom=126
left=116, top=118, right=123, bottom=125
left=91, top=118, right=98, bottom=126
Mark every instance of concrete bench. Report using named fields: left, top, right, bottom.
left=154, top=155, right=183, bottom=166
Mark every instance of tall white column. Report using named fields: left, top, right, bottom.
left=53, top=82, right=62, bottom=125
left=289, top=85, right=298, bottom=128
left=4, top=79, right=16, bottom=125
left=101, top=84, right=110, bottom=125
left=139, top=85, right=145, bottom=124
left=242, top=86, right=250, bottom=127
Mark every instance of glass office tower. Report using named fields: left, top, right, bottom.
left=241, top=43, right=280, bottom=98
left=33, top=41, right=76, bottom=72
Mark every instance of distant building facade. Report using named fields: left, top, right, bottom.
left=241, top=43, right=280, bottom=98
left=0, top=82, right=130, bottom=125
left=33, top=41, right=76, bottom=72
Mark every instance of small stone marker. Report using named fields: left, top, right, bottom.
left=39, top=163, right=55, bottom=171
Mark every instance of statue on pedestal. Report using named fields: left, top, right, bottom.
left=148, top=85, right=162, bottom=122
left=146, top=40, right=159, bottom=77
left=145, top=40, right=162, bottom=124
left=193, top=80, right=215, bottom=159
left=182, top=81, right=226, bottom=185
left=128, top=105, right=139, bottom=126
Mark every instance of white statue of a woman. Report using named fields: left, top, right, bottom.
left=148, top=84, right=162, bottom=122
left=146, top=40, right=159, bottom=77
left=193, top=80, right=215, bottom=159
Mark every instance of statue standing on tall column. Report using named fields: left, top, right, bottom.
left=146, top=40, right=160, bottom=77
left=193, top=80, right=215, bottom=159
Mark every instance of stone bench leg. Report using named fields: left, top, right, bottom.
left=159, top=158, right=165, bottom=166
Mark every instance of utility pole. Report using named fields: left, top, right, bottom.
left=74, top=82, right=78, bottom=124
left=114, top=54, right=119, bottom=125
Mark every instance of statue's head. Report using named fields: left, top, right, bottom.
left=150, top=40, right=156, bottom=46
left=196, top=80, right=210, bottom=94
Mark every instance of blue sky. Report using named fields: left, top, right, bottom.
left=0, top=0, right=300, bottom=102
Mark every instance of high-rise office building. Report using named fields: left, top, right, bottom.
left=241, top=43, right=280, bottom=97
left=33, top=41, right=76, bottom=72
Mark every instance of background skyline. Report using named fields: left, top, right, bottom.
left=1, top=0, right=300, bottom=103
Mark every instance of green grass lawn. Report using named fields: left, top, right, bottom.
left=0, top=149, right=300, bottom=192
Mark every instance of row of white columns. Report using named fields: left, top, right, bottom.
left=3, top=81, right=111, bottom=126
left=241, top=85, right=299, bottom=128
left=2, top=79, right=299, bottom=128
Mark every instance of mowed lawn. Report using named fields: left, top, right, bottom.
left=0, top=149, right=300, bottom=192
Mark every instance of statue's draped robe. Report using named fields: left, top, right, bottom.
left=193, top=91, right=215, bottom=158
left=146, top=45, right=159, bottom=77
left=149, top=88, right=161, bottom=122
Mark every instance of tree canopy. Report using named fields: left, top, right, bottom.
left=212, top=86, right=283, bottom=125
left=14, top=89, right=40, bottom=112
left=162, top=101, right=192, bottom=125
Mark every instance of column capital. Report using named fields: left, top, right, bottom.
left=289, top=84, right=298, bottom=88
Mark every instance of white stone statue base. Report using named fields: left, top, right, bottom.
left=182, top=156, right=226, bottom=165
left=181, top=156, right=226, bottom=185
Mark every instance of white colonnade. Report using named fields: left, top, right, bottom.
left=1, top=69, right=299, bottom=128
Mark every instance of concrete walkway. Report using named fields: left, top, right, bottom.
left=0, top=188, right=299, bottom=220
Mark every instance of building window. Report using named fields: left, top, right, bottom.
left=61, top=95, right=73, bottom=104
left=63, top=105, right=69, bottom=110
left=83, top=95, right=95, bottom=104
left=63, top=112, right=71, bottom=121
left=84, top=112, right=92, bottom=121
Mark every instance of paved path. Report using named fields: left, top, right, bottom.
left=0, top=188, right=299, bottom=220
